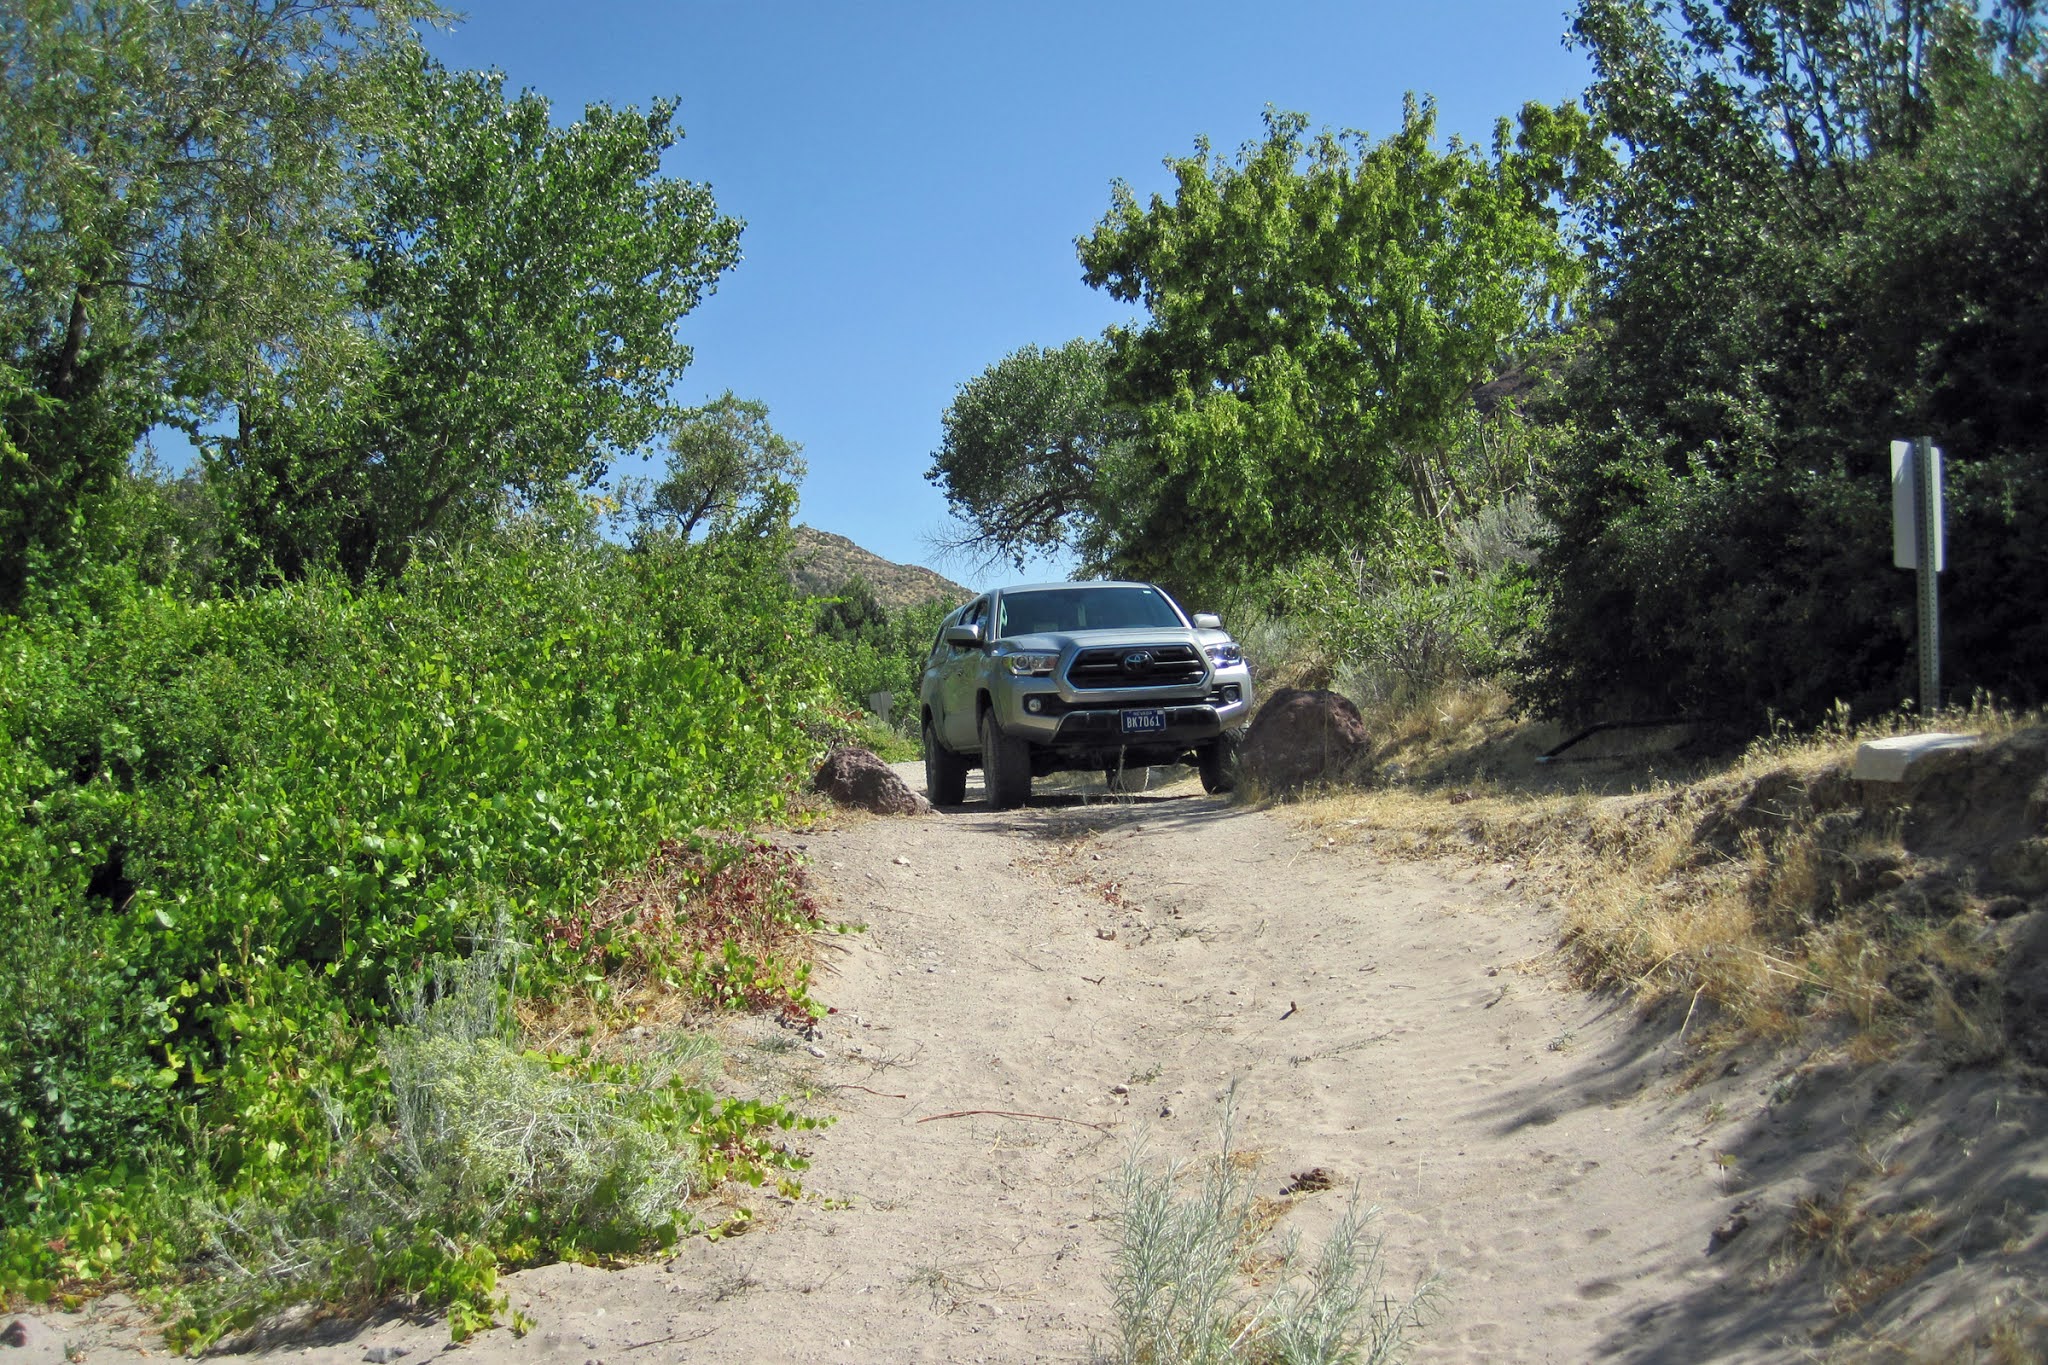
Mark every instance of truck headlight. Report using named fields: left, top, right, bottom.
left=1006, top=652, right=1059, bottom=676
left=1204, top=642, right=1244, bottom=668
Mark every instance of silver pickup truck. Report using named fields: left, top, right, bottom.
left=918, top=580, right=1254, bottom=808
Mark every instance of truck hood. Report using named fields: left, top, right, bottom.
left=999, top=626, right=1211, bottom=653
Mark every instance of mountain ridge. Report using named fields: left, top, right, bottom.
left=787, top=526, right=972, bottom=610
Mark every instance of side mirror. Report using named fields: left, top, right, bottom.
left=943, top=623, right=985, bottom=648
left=1192, top=612, right=1223, bottom=630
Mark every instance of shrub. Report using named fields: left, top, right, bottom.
left=815, top=591, right=950, bottom=733
left=1104, top=1094, right=1434, bottom=1365
left=544, top=836, right=826, bottom=1018
left=0, top=512, right=834, bottom=1309
left=1530, top=39, right=2048, bottom=729
left=174, top=940, right=820, bottom=1347
left=1256, top=518, right=1542, bottom=708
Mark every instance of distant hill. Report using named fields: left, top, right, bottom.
left=788, top=526, right=971, bottom=611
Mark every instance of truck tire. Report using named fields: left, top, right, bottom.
left=980, top=709, right=1032, bottom=809
left=1197, top=730, right=1239, bottom=794
left=924, top=716, right=968, bottom=806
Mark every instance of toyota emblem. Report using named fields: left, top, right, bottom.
left=1122, top=650, right=1153, bottom=673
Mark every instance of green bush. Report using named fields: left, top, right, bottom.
left=1260, top=525, right=1542, bottom=707
left=814, top=586, right=950, bottom=734
left=172, top=942, right=820, bottom=1348
left=0, top=512, right=833, bottom=1309
left=1529, top=17, right=2048, bottom=727
left=1527, top=446, right=2048, bottom=725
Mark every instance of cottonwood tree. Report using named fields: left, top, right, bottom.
left=926, top=337, right=1135, bottom=571
left=632, top=392, right=805, bottom=543
left=0, top=0, right=438, bottom=609
left=1075, top=103, right=1589, bottom=595
left=209, top=55, right=741, bottom=581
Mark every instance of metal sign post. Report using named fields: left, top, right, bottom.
left=1889, top=437, right=1944, bottom=714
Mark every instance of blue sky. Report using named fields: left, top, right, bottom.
left=423, top=2, right=1595, bottom=585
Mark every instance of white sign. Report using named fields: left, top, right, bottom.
left=1890, top=439, right=1944, bottom=571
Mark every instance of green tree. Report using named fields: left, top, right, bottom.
left=210, top=56, right=741, bottom=581
left=816, top=575, right=887, bottom=645
left=1075, top=103, right=1588, bottom=597
left=927, top=338, right=1135, bottom=569
left=1527, top=0, right=2046, bottom=723
left=633, top=392, right=805, bottom=543
left=0, top=0, right=437, bottom=610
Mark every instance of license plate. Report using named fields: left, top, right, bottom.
left=1121, top=708, right=1166, bottom=735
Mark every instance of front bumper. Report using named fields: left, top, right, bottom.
left=1052, top=704, right=1225, bottom=746
left=993, top=674, right=1253, bottom=748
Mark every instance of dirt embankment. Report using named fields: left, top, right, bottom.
left=31, top=754, right=2048, bottom=1363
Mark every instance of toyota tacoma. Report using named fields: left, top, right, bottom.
left=918, top=581, right=1253, bottom=808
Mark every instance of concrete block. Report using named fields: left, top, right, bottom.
left=1851, top=731, right=1981, bottom=783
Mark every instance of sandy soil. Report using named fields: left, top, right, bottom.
left=28, top=762, right=2042, bottom=1363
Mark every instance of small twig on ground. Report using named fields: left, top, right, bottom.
left=1279, top=1001, right=1297, bottom=1019
left=1482, top=986, right=1509, bottom=1009
left=917, top=1109, right=1111, bottom=1132
left=831, top=1083, right=909, bottom=1099
left=623, top=1328, right=717, bottom=1351
left=1290, top=1031, right=1395, bottom=1066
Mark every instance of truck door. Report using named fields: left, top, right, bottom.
left=940, top=596, right=989, bottom=750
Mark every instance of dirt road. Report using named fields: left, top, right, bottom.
left=501, top=763, right=1754, bottom=1363
left=47, top=765, right=1776, bottom=1364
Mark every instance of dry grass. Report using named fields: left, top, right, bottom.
left=1758, top=1141, right=1944, bottom=1319
left=518, top=835, right=830, bottom=1050
left=1283, top=688, right=2042, bottom=1052
left=1355, top=680, right=1522, bottom=773
left=1821, top=1302, right=2048, bottom=1364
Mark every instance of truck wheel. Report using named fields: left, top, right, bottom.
left=1103, top=755, right=1151, bottom=793
left=1198, top=730, right=1239, bottom=795
left=924, top=717, right=968, bottom=806
left=980, top=709, right=1032, bottom=809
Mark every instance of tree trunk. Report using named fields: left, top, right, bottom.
left=50, top=286, right=92, bottom=401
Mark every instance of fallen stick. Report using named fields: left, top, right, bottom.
left=623, top=1328, right=716, bottom=1351
left=917, top=1108, right=1110, bottom=1132
left=833, top=1083, right=909, bottom=1099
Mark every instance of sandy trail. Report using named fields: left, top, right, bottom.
left=46, top=764, right=1771, bottom=1364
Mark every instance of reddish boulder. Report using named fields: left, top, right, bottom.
left=813, top=746, right=930, bottom=815
left=1239, top=688, right=1370, bottom=794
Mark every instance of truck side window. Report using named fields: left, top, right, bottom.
left=940, top=599, right=987, bottom=658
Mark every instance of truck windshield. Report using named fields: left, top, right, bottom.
left=997, top=587, right=1185, bottom=637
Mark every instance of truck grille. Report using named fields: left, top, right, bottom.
left=1067, top=643, right=1206, bottom=690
